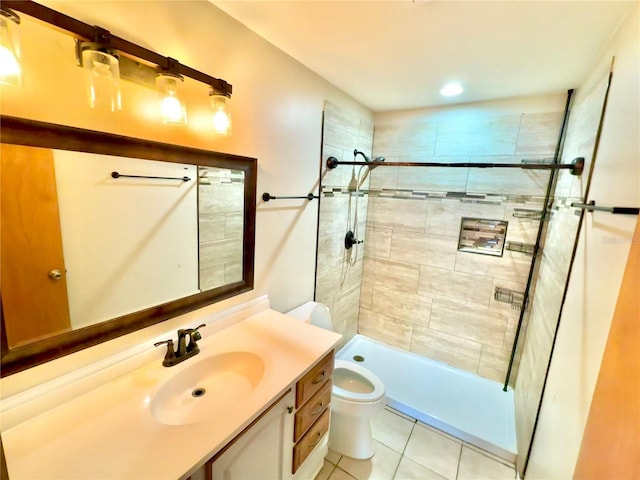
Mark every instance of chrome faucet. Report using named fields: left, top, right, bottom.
left=154, top=323, right=206, bottom=367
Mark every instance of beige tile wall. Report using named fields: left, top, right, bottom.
left=316, top=101, right=374, bottom=346
left=359, top=110, right=564, bottom=384
left=199, top=168, right=245, bottom=290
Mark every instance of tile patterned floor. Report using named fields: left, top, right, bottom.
left=315, top=407, right=516, bottom=480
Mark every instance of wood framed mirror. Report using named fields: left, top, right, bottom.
left=0, top=115, right=257, bottom=376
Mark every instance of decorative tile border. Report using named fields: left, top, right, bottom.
left=321, top=186, right=546, bottom=206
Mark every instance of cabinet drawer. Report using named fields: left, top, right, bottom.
left=292, top=408, right=330, bottom=474
left=294, top=380, right=331, bottom=442
left=296, top=351, right=334, bottom=407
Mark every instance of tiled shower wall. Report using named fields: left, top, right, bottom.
left=316, top=101, right=374, bottom=346
left=359, top=105, right=564, bottom=383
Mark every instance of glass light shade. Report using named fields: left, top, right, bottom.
left=157, top=74, right=187, bottom=125
left=0, top=14, right=22, bottom=87
left=210, top=93, right=232, bottom=136
left=82, top=49, right=122, bottom=111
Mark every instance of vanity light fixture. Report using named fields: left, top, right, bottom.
left=2, top=0, right=233, bottom=132
left=0, top=6, right=22, bottom=87
left=78, top=27, right=122, bottom=112
left=210, top=90, right=232, bottom=135
left=157, top=58, right=188, bottom=126
left=157, top=73, right=187, bottom=125
left=440, top=81, right=464, bottom=97
left=82, top=49, right=122, bottom=111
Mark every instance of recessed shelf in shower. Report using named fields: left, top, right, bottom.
left=457, top=217, right=508, bottom=257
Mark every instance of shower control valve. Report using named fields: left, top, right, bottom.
left=345, top=230, right=363, bottom=250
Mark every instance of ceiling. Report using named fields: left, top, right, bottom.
left=212, top=1, right=636, bottom=112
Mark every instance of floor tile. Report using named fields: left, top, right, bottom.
left=393, top=456, right=447, bottom=480
left=316, top=460, right=336, bottom=480
left=403, top=424, right=461, bottom=480
left=338, top=441, right=402, bottom=480
left=371, top=408, right=415, bottom=453
left=457, top=446, right=516, bottom=480
left=327, top=449, right=342, bottom=465
left=329, top=467, right=358, bottom=480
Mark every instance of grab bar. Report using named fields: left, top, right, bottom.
left=262, top=192, right=319, bottom=202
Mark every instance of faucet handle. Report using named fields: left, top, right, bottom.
left=186, top=324, right=206, bottom=353
left=192, top=323, right=206, bottom=341
left=154, top=339, right=177, bottom=367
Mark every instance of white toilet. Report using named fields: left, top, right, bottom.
left=286, top=301, right=386, bottom=460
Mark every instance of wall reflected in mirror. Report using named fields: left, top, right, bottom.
left=2, top=139, right=248, bottom=352
left=198, top=166, right=244, bottom=291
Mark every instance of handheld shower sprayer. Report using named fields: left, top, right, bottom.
left=351, top=149, right=385, bottom=189
left=348, top=150, right=370, bottom=191
left=358, top=156, right=385, bottom=188
left=345, top=149, right=386, bottom=265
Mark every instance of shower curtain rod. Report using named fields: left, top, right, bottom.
left=326, top=156, right=584, bottom=176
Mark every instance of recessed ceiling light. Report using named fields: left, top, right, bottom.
left=440, top=82, right=463, bottom=97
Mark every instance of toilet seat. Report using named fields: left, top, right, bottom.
left=332, top=360, right=385, bottom=402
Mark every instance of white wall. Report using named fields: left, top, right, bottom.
left=54, top=152, right=199, bottom=328
left=0, top=1, right=371, bottom=395
left=526, top=5, right=639, bottom=478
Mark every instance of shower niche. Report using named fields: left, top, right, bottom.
left=457, top=217, right=508, bottom=257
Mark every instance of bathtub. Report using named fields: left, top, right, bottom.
left=336, top=334, right=517, bottom=462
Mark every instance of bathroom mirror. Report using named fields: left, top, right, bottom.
left=0, top=115, right=257, bottom=376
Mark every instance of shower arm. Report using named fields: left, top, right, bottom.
left=326, top=157, right=585, bottom=176
left=353, top=149, right=370, bottom=162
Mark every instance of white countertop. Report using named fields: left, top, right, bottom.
left=3, top=309, right=342, bottom=479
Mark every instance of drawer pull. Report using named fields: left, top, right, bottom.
left=310, top=402, right=325, bottom=416
left=311, top=372, right=326, bottom=385
left=309, top=432, right=322, bottom=449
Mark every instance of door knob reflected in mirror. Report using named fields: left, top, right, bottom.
left=48, top=269, right=62, bottom=281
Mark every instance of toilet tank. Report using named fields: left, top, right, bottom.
left=285, top=301, right=333, bottom=331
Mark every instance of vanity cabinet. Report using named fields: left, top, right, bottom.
left=206, top=390, right=295, bottom=480
left=292, top=351, right=334, bottom=475
left=203, top=351, right=334, bottom=480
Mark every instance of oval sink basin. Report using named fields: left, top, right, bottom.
left=150, top=351, right=265, bottom=425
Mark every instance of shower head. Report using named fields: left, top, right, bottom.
left=370, top=157, right=385, bottom=168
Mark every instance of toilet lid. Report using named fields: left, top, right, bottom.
left=332, top=360, right=385, bottom=402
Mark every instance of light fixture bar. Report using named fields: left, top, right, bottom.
left=2, top=0, right=232, bottom=96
